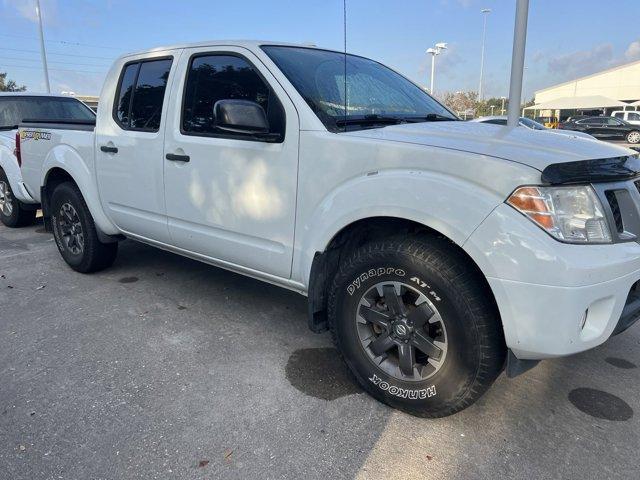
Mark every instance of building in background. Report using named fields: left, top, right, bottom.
left=60, top=92, right=99, bottom=112
left=75, top=95, right=98, bottom=112
left=525, top=59, right=640, bottom=125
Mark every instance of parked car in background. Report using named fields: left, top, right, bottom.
left=0, top=93, right=96, bottom=227
left=14, top=40, right=640, bottom=418
left=559, top=116, right=640, bottom=144
left=612, top=110, right=640, bottom=126
left=471, top=116, right=596, bottom=140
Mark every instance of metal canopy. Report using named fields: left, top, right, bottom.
left=524, top=95, right=628, bottom=111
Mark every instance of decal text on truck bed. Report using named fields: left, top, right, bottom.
left=20, top=130, right=51, bottom=141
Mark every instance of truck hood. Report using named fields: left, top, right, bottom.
left=344, top=121, right=634, bottom=172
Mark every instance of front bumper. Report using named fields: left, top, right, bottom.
left=464, top=203, right=640, bottom=360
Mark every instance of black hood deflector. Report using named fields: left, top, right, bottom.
left=541, top=155, right=640, bottom=185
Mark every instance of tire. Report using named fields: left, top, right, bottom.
left=50, top=181, right=118, bottom=273
left=327, top=236, right=506, bottom=418
left=0, top=170, right=36, bottom=227
left=627, top=131, right=640, bottom=144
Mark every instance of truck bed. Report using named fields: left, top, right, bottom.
left=18, top=120, right=97, bottom=204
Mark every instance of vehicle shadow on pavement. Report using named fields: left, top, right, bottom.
left=2, top=228, right=639, bottom=480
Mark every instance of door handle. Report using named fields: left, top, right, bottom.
left=166, top=153, right=190, bottom=162
left=100, top=145, right=118, bottom=153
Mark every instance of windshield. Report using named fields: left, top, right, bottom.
left=262, top=46, right=457, bottom=132
left=0, top=96, right=95, bottom=128
left=519, top=117, right=546, bottom=130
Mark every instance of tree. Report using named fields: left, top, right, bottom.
left=0, top=73, right=26, bottom=92
left=439, top=91, right=478, bottom=117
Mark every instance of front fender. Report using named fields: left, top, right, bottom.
left=293, top=169, right=503, bottom=286
left=41, top=145, right=119, bottom=235
left=0, top=145, right=37, bottom=203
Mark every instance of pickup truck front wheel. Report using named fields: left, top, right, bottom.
left=0, top=170, right=36, bottom=227
left=51, top=182, right=118, bottom=273
left=327, top=236, right=505, bottom=417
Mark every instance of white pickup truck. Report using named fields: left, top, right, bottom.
left=0, top=93, right=96, bottom=226
left=15, top=41, right=640, bottom=417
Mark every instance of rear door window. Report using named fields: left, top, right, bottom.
left=113, top=58, right=173, bottom=132
left=628, top=112, right=640, bottom=121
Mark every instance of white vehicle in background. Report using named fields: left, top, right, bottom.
left=0, top=93, right=96, bottom=227
left=14, top=41, right=640, bottom=417
left=471, top=115, right=597, bottom=140
left=612, top=110, right=640, bottom=126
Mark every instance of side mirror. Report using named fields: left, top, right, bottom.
left=213, top=99, right=270, bottom=135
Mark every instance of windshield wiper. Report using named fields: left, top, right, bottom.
left=409, top=113, right=458, bottom=122
left=335, top=114, right=408, bottom=127
left=0, top=124, right=19, bottom=131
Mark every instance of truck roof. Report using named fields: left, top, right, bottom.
left=119, top=40, right=323, bottom=59
left=0, top=92, right=75, bottom=98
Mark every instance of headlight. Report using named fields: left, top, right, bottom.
left=507, top=185, right=611, bottom=244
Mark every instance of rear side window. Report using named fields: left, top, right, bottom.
left=113, top=58, right=172, bottom=132
left=115, top=64, right=137, bottom=125
left=629, top=112, right=640, bottom=121
left=181, top=54, right=284, bottom=140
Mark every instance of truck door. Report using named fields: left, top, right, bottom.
left=162, top=47, right=299, bottom=279
left=95, top=54, right=177, bottom=242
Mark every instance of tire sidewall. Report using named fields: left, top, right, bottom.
left=0, top=170, right=19, bottom=227
left=332, top=249, right=482, bottom=414
left=51, top=184, right=90, bottom=269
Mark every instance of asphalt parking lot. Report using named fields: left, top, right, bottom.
left=1, top=221, right=639, bottom=480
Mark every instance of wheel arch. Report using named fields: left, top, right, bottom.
left=306, top=216, right=502, bottom=338
left=41, top=164, right=119, bottom=237
left=0, top=145, right=37, bottom=204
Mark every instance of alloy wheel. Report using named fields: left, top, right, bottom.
left=628, top=131, right=640, bottom=144
left=355, top=281, right=448, bottom=381
left=58, top=202, right=84, bottom=255
left=0, top=180, right=14, bottom=217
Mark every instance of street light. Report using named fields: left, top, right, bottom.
left=500, top=96, right=506, bottom=115
left=426, top=42, right=447, bottom=95
left=35, top=0, right=50, bottom=93
left=478, top=8, right=491, bottom=100
left=490, top=105, right=496, bottom=115
left=507, top=0, right=529, bottom=126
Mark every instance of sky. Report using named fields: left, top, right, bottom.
left=0, top=0, right=639, bottom=101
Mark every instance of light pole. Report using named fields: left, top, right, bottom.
left=478, top=8, right=491, bottom=100
left=426, top=42, right=447, bottom=95
left=500, top=96, right=506, bottom=115
left=35, top=0, right=50, bottom=93
left=507, top=0, right=529, bottom=126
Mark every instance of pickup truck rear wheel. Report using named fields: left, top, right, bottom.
left=51, top=182, right=118, bottom=273
left=0, top=170, right=36, bottom=227
left=327, top=236, right=505, bottom=417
